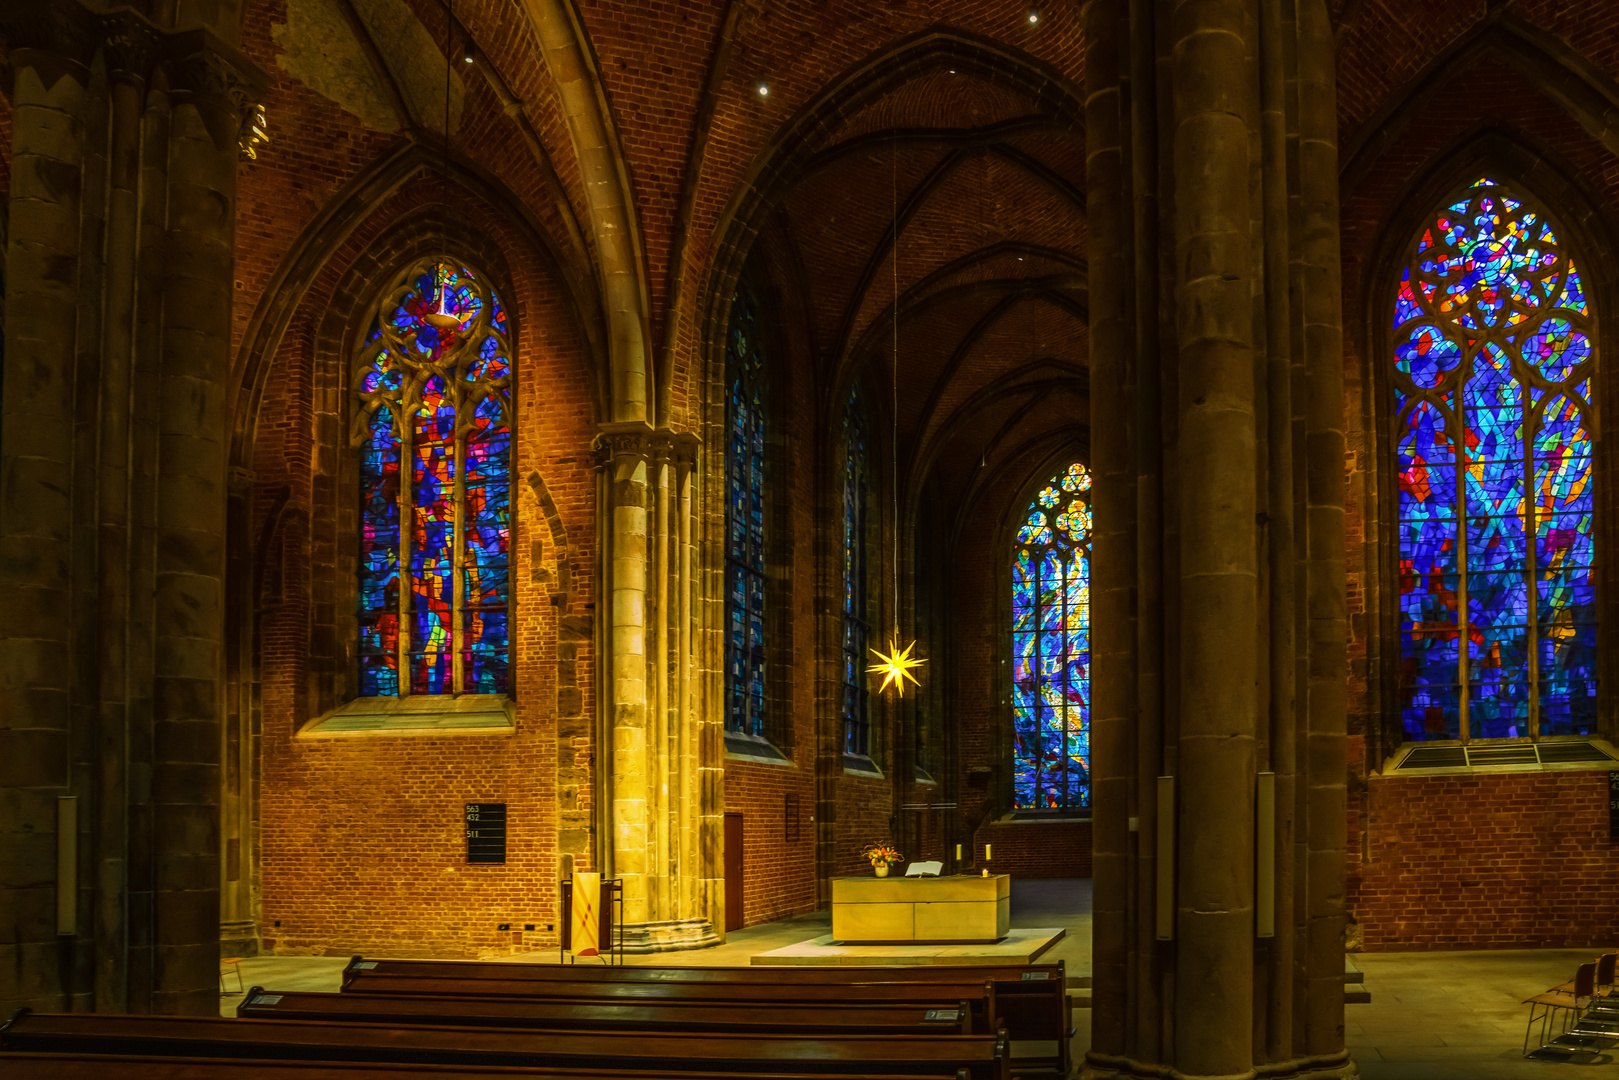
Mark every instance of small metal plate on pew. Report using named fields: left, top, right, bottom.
left=1022, top=971, right=1052, bottom=980
left=353, top=961, right=378, bottom=970
left=466, top=802, right=507, bottom=864
left=923, top=1008, right=961, bottom=1021
left=250, top=994, right=282, bottom=1005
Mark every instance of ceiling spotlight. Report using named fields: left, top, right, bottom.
left=1027, top=8, right=1041, bottom=24
left=757, top=81, right=770, bottom=97
left=463, top=53, right=474, bottom=63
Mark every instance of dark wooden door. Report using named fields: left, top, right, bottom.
left=723, top=812, right=744, bottom=932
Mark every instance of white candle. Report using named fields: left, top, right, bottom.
left=954, top=844, right=962, bottom=859
left=984, top=844, right=992, bottom=860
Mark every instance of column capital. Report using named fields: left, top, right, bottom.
left=101, top=11, right=162, bottom=86
left=592, top=424, right=701, bottom=469
left=165, top=28, right=271, bottom=157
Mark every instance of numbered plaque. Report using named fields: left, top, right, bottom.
left=466, top=803, right=507, bottom=864
left=1609, top=773, right=1619, bottom=841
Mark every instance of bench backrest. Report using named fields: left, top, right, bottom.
left=238, top=987, right=974, bottom=1036
left=0, top=1051, right=974, bottom=1080
left=0, top=1012, right=1009, bottom=1080
left=343, top=958, right=1062, bottom=991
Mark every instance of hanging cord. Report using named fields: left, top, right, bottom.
left=890, top=132, right=900, bottom=644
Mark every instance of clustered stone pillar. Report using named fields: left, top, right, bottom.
left=0, top=1, right=265, bottom=1014
left=1082, top=0, right=1353, bottom=1077
left=595, top=424, right=721, bottom=951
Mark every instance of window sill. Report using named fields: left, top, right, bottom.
left=300, top=695, right=516, bottom=737
left=912, top=765, right=937, bottom=785
left=724, top=732, right=793, bottom=766
left=842, top=754, right=884, bottom=779
left=999, top=810, right=1093, bottom=824
left=1386, top=736, right=1617, bottom=775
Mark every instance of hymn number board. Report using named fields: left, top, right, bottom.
left=466, top=803, right=507, bottom=864
left=1610, top=773, right=1619, bottom=841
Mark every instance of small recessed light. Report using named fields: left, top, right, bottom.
left=757, top=81, right=770, bottom=97
left=1027, top=8, right=1041, bottom=24
left=948, top=69, right=956, bottom=74
left=464, top=54, right=474, bottom=63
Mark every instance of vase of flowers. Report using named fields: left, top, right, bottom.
left=861, top=842, right=903, bottom=878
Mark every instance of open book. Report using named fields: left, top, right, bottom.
left=904, top=860, right=943, bottom=877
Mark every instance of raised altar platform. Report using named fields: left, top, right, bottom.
left=750, top=925, right=1066, bottom=966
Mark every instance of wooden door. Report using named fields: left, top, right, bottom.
left=723, top=812, right=744, bottom=932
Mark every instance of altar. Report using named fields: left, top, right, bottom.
left=830, top=873, right=1011, bottom=944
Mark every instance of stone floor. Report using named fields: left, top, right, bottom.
left=220, top=880, right=1618, bottom=1079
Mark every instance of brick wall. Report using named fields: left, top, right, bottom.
left=1349, top=766, right=1619, bottom=951
left=255, top=183, right=597, bottom=958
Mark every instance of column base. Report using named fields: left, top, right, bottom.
left=219, top=920, right=261, bottom=958
left=614, top=918, right=721, bottom=954
left=1082, top=1050, right=1358, bottom=1080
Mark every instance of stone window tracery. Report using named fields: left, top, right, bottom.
left=352, top=259, right=512, bottom=697
left=1392, top=178, right=1596, bottom=741
left=1012, top=461, right=1091, bottom=811
left=725, top=284, right=768, bottom=737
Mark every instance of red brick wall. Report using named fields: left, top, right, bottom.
left=1350, top=767, right=1619, bottom=951
left=255, top=183, right=597, bottom=959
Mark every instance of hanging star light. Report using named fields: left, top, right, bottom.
left=869, top=637, right=926, bottom=696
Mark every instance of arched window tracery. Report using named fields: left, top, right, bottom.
left=841, top=389, right=871, bottom=758
left=353, top=259, right=513, bottom=698
left=1012, top=461, right=1091, bottom=811
left=1393, top=178, right=1596, bottom=740
left=725, top=284, right=768, bottom=738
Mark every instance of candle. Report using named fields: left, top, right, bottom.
left=954, top=844, right=962, bottom=860
left=984, top=844, right=992, bottom=860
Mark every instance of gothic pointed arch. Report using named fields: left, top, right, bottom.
left=1386, top=174, right=1602, bottom=741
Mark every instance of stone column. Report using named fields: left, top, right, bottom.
left=1081, top=0, right=1355, bottom=1076
left=0, top=5, right=93, bottom=1015
left=595, top=424, right=718, bottom=952
left=0, top=1, right=266, bottom=1014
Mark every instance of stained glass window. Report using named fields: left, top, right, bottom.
left=725, top=285, right=768, bottom=737
left=353, top=259, right=512, bottom=697
left=1393, top=178, right=1596, bottom=740
left=842, top=390, right=872, bottom=757
left=1012, top=462, right=1091, bottom=810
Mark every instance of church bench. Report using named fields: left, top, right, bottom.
left=238, top=986, right=977, bottom=1036
left=335, top=972, right=1002, bottom=1034
left=342, top=958, right=1067, bottom=1074
left=0, top=1011, right=1010, bottom=1080
left=0, top=1051, right=975, bottom=1080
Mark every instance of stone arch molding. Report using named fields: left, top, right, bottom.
left=1341, top=9, right=1619, bottom=196
left=1360, top=128, right=1619, bottom=749
left=515, top=0, right=652, bottom=426
left=229, top=141, right=606, bottom=474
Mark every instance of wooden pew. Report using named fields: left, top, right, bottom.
left=238, top=986, right=977, bottom=1036
left=342, top=958, right=1068, bottom=1074
left=0, top=1051, right=975, bottom=1080
left=0, top=1011, right=1010, bottom=1080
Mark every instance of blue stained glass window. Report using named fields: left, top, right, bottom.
left=1012, top=462, right=1091, bottom=811
left=842, top=390, right=871, bottom=757
left=1393, top=178, right=1596, bottom=740
left=725, top=285, right=768, bottom=737
left=354, top=260, right=512, bottom=697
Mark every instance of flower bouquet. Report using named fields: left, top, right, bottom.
left=861, top=842, right=904, bottom=878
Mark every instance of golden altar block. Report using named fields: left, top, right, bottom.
left=830, top=873, right=1011, bottom=944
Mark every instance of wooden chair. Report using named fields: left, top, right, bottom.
left=1524, top=962, right=1596, bottom=1057
left=217, top=958, right=244, bottom=996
